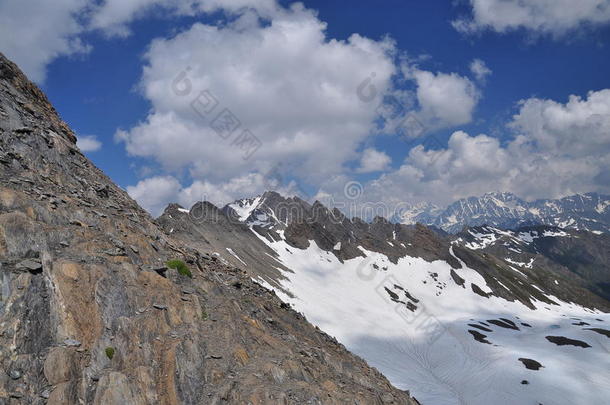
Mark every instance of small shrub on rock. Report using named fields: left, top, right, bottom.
left=105, top=347, right=115, bottom=360
left=167, top=259, right=192, bottom=278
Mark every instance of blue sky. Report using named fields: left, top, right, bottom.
left=1, top=0, right=610, bottom=215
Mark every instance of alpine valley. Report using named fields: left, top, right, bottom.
left=160, top=191, right=610, bottom=405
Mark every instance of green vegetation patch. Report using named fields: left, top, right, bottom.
left=167, top=259, right=192, bottom=278
left=105, top=347, right=115, bottom=360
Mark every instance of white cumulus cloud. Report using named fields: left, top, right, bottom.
left=362, top=88, right=610, bottom=207
left=454, top=0, right=610, bottom=37
left=76, top=135, right=103, bottom=152
left=89, top=0, right=279, bottom=37
left=115, top=2, right=487, bottom=213
left=126, top=175, right=183, bottom=216
left=411, top=69, right=480, bottom=130
left=117, top=4, right=397, bottom=188
left=357, top=148, right=392, bottom=173
left=0, top=0, right=91, bottom=82
left=0, top=0, right=279, bottom=81
left=470, top=59, right=492, bottom=83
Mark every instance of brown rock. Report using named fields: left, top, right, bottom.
left=44, top=347, right=75, bottom=385
left=93, top=372, right=145, bottom=405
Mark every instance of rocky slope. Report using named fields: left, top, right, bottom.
left=0, top=53, right=420, bottom=404
left=398, top=191, right=610, bottom=234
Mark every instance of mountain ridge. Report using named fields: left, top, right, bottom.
left=163, top=192, right=610, bottom=311
left=185, top=189, right=610, bottom=236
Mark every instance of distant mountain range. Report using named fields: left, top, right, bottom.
left=396, top=191, right=610, bottom=234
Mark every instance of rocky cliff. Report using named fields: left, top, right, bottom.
left=0, top=53, right=419, bottom=404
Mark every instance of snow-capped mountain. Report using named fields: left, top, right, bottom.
left=399, top=192, right=610, bottom=234
left=390, top=201, right=442, bottom=226
left=224, top=195, right=264, bottom=222
left=159, top=192, right=610, bottom=405
left=223, top=191, right=311, bottom=229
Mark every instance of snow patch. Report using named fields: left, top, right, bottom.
left=228, top=196, right=262, bottom=222
left=595, top=201, right=609, bottom=214
left=505, top=257, right=534, bottom=269
left=247, top=227, right=610, bottom=405
left=226, top=248, right=247, bottom=266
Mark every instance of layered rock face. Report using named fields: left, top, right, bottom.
left=0, top=53, right=419, bottom=404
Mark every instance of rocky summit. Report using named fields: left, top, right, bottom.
left=0, top=53, right=420, bottom=404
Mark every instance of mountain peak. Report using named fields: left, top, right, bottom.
left=482, top=191, right=519, bottom=200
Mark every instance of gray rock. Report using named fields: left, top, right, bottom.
left=14, top=126, right=32, bottom=134
left=63, top=338, right=81, bottom=347
left=16, top=259, right=42, bottom=272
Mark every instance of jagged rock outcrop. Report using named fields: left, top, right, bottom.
left=0, top=53, right=419, bottom=404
